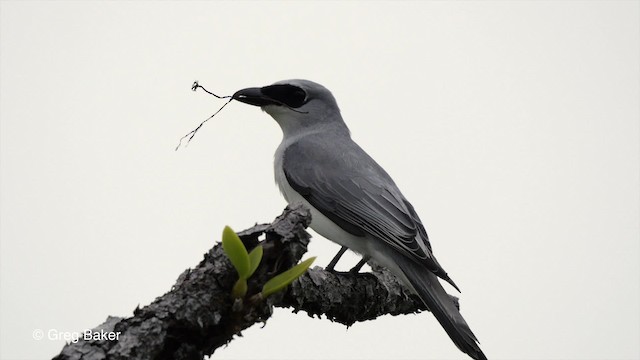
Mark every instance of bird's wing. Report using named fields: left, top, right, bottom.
left=283, top=137, right=455, bottom=284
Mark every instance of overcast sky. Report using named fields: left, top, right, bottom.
left=1, top=1, right=638, bottom=360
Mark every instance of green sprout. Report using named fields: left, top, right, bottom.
left=222, top=226, right=262, bottom=298
left=221, top=226, right=315, bottom=300
left=261, top=257, right=316, bottom=298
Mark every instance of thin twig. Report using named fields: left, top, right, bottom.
left=175, top=81, right=233, bottom=151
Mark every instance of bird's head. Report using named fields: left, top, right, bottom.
left=233, top=79, right=345, bottom=137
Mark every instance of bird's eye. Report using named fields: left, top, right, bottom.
left=260, top=85, right=307, bottom=108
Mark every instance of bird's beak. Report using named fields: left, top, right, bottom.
left=232, top=87, right=279, bottom=107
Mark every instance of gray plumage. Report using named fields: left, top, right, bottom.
left=232, top=79, right=486, bottom=360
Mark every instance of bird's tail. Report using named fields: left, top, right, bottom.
left=394, top=254, right=487, bottom=360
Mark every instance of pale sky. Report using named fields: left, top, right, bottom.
left=1, top=1, right=639, bottom=360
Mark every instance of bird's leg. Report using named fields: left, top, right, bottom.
left=349, top=256, right=370, bottom=274
left=325, top=246, right=348, bottom=272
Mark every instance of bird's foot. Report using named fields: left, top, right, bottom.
left=325, top=246, right=348, bottom=272
left=348, top=256, right=370, bottom=274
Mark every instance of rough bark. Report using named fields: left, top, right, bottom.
left=53, top=205, right=430, bottom=360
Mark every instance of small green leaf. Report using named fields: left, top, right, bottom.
left=247, top=245, right=263, bottom=278
left=232, top=278, right=247, bottom=299
left=261, top=257, right=316, bottom=298
left=222, top=226, right=250, bottom=279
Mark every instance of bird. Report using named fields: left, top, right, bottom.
left=231, top=79, right=486, bottom=360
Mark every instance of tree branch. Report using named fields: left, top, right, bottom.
left=53, top=205, right=431, bottom=360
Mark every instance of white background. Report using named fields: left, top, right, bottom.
left=1, top=1, right=638, bottom=359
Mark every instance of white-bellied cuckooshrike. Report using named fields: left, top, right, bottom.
left=232, top=79, right=486, bottom=360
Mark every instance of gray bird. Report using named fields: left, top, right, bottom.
left=232, top=79, right=486, bottom=360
